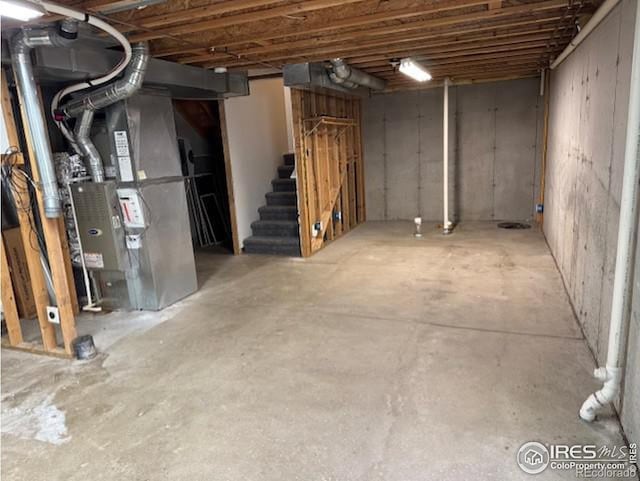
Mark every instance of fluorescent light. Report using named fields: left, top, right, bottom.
left=97, top=0, right=166, bottom=14
left=399, top=58, right=432, bottom=82
left=0, top=0, right=45, bottom=21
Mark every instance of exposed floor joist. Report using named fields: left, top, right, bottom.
left=5, top=0, right=603, bottom=89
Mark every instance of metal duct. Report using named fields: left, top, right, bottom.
left=10, top=22, right=78, bottom=218
left=61, top=43, right=149, bottom=182
left=61, top=43, right=149, bottom=118
left=74, top=109, right=104, bottom=181
left=329, top=58, right=386, bottom=91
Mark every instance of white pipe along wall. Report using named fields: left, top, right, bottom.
left=579, top=0, right=640, bottom=422
left=443, top=77, right=452, bottom=235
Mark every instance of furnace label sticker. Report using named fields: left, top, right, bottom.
left=118, top=155, right=134, bottom=182
left=113, top=131, right=130, bottom=157
left=83, top=253, right=104, bottom=269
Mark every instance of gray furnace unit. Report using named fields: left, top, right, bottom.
left=72, top=89, right=197, bottom=310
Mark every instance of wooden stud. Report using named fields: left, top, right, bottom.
left=1, top=234, right=24, bottom=346
left=538, top=68, right=551, bottom=227
left=218, top=101, right=241, bottom=255
left=291, top=89, right=312, bottom=258
left=1, top=69, right=58, bottom=352
left=12, top=76, right=77, bottom=355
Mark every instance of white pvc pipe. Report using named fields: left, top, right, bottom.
left=580, top=0, right=640, bottom=422
left=551, top=0, right=620, bottom=69
left=38, top=1, right=133, bottom=145
left=443, top=77, right=452, bottom=234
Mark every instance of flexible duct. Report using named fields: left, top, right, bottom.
left=10, top=21, right=79, bottom=218
left=61, top=43, right=149, bottom=182
left=329, top=58, right=386, bottom=91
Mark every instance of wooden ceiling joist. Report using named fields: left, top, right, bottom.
left=176, top=14, right=571, bottom=66
left=14, top=0, right=598, bottom=90
left=161, top=0, right=575, bottom=59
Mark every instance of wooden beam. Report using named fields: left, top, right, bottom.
left=488, top=1, right=502, bottom=10
left=173, top=0, right=571, bottom=56
left=291, top=89, right=312, bottom=257
left=129, top=0, right=364, bottom=42
left=1, top=69, right=58, bottom=352
left=1, top=235, right=24, bottom=346
left=178, top=16, right=566, bottom=65
left=210, top=29, right=571, bottom=70
left=12, top=76, right=77, bottom=356
left=218, top=101, right=241, bottom=255
left=133, top=0, right=284, bottom=29
left=1, top=339, right=73, bottom=359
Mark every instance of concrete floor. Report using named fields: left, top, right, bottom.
left=1, top=222, right=635, bottom=480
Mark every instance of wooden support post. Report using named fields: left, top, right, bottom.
left=1, top=235, right=24, bottom=346
left=354, top=99, right=366, bottom=223
left=537, top=69, right=550, bottom=228
left=291, top=89, right=312, bottom=257
left=11, top=72, right=77, bottom=355
left=1, top=69, right=58, bottom=351
left=218, top=101, right=241, bottom=255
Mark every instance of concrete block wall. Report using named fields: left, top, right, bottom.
left=544, top=0, right=638, bottom=445
left=362, top=78, right=542, bottom=221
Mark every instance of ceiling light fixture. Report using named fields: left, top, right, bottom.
left=0, top=0, right=45, bottom=21
left=399, top=58, right=432, bottom=82
left=96, top=0, right=166, bottom=14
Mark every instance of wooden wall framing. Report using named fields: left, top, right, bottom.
left=290, top=88, right=365, bottom=257
left=1, top=68, right=77, bottom=358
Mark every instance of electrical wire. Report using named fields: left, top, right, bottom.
left=2, top=146, right=47, bottom=252
left=35, top=0, right=133, bottom=144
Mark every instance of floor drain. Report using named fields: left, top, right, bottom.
left=498, top=222, right=531, bottom=230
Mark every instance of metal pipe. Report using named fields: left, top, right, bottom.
left=329, top=58, right=386, bottom=91
left=443, top=77, right=452, bottom=235
left=61, top=43, right=149, bottom=181
left=74, top=109, right=104, bottom=182
left=61, top=43, right=149, bottom=118
left=10, top=23, right=78, bottom=217
left=579, top=0, right=640, bottom=422
left=551, top=0, right=620, bottom=69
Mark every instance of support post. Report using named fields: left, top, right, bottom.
left=0, top=234, right=24, bottom=346
left=11, top=72, right=77, bottom=355
left=1, top=68, right=58, bottom=351
left=443, top=77, right=452, bottom=235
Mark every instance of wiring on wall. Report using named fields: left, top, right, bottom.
left=1, top=146, right=47, bottom=253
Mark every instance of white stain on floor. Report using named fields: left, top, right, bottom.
left=2, top=393, right=70, bottom=445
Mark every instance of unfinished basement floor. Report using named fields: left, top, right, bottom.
left=1, top=222, right=632, bottom=481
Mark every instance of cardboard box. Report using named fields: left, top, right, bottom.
left=3, top=227, right=37, bottom=319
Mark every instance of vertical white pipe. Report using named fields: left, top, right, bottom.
left=443, top=77, right=452, bottom=234
left=606, top=0, right=640, bottom=370
left=580, top=0, right=640, bottom=422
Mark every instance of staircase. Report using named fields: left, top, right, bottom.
left=243, top=154, right=301, bottom=256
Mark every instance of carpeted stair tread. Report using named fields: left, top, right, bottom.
left=244, top=236, right=301, bottom=256
left=278, top=165, right=295, bottom=179
left=271, top=178, right=296, bottom=192
left=258, top=205, right=298, bottom=221
left=251, top=220, right=299, bottom=237
left=266, top=191, right=297, bottom=206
